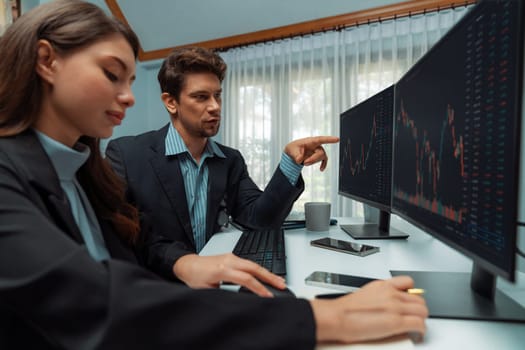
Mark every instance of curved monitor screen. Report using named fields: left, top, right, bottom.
left=392, top=0, right=523, bottom=281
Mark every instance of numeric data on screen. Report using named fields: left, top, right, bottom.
left=393, top=0, right=520, bottom=270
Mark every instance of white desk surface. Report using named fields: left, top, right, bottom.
left=200, top=217, right=525, bottom=350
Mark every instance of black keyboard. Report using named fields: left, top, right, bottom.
left=232, top=228, right=286, bottom=276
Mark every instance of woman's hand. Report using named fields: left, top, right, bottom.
left=310, top=276, right=428, bottom=344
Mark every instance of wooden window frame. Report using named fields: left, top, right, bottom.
left=105, top=0, right=476, bottom=61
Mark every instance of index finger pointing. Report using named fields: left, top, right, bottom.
left=313, top=136, right=340, bottom=145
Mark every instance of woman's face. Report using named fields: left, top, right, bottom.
left=36, top=34, right=136, bottom=147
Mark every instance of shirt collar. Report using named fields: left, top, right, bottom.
left=34, top=129, right=91, bottom=181
left=165, top=123, right=225, bottom=159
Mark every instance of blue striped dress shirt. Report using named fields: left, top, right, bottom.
left=165, top=124, right=303, bottom=252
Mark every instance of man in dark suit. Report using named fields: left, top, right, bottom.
left=106, top=47, right=339, bottom=295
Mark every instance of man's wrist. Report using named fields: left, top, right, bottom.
left=280, top=152, right=303, bottom=185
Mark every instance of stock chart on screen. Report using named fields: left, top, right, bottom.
left=393, top=0, right=521, bottom=276
left=339, top=85, right=394, bottom=210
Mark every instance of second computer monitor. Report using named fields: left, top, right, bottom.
left=391, top=0, right=524, bottom=322
left=338, top=85, right=408, bottom=239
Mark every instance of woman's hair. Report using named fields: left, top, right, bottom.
left=0, top=0, right=140, bottom=244
left=157, top=46, right=227, bottom=101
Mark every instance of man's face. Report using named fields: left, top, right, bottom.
left=172, top=72, right=222, bottom=139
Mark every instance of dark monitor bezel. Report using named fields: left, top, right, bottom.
left=391, top=0, right=524, bottom=283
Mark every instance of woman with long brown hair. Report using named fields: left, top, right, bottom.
left=0, top=1, right=427, bottom=349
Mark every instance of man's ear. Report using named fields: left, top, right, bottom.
left=161, top=92, right=178, bottom=115
left=35, top=39, right=58, bottom=84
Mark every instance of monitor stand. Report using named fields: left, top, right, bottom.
left=340, top=210, right=409, bottom=239
left=391, top=265, right=525, bottom=322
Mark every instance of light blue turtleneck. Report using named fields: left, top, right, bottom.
left=34, top=130, right=110, bottom=261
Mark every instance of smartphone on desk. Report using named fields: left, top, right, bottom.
left=305, top=271, right=378, bottom=292
left=310, top=237, right=379, bottom=257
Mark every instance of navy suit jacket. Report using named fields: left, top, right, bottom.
left=106, top=124, right=304, bottom=279
left=0, top=130, right=315, bottom=349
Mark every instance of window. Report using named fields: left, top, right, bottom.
left=219, top=7, right=470, bottom=218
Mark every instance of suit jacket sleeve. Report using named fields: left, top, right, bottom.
left=223, top=149, right=305, bottom=230
left=0, top=142, right=316, bottom=350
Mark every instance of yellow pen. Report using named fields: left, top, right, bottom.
left=407, top=288, right=425, bottom=295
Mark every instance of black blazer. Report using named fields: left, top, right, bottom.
left=106, top=124, right=304, bottom=279
left=0, top=130, right=315, bottom=349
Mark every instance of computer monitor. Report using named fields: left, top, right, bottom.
left=338, top=85, right=408, bottom=239
left=391, top=0, right=525, bottom=322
